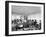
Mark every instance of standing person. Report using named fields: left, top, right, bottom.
left=39, top=20, right=41, bottom=30
left=23, top=16, right=29, bottom=28
left=34, top=20, right=37, bottom=26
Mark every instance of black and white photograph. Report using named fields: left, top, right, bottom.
left=11, top=4, right=41, bottom=31
left=5, top=1, right=45, bottom=36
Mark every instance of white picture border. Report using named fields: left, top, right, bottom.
left=9, top=3, right=44, bottom=35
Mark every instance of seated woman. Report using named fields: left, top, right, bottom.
left=15, top=23, right=23, bottom=31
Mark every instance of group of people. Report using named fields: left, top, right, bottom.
left=12, top=16, right=41, bottom=31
